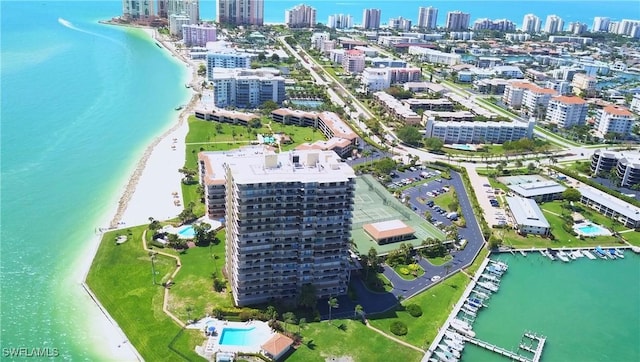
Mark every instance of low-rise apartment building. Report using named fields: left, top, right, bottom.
left=407, top=46, right=461, bottom=66
left=373, top=92, right=422, bottom=125
left=590, top=150, right=640, bottom=188
left=578, top=185, right=640, bottom=228
left=342, top=49, right=365, bottom=74
left=424, top=117, right=534, bottom=144
left=506, top=196, right=550, bottom=235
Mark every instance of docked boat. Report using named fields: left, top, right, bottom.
left=572, top=250, right=584, bottom=258
left=472, top=290, right=490, bottom=299
left=486, top=265, right=505, bottom=276
left=481, top=273, right=500, bottom=282
left=631, top=246, right=640, bottom=254
left=444, top=338, right=465, bottom=352
left=582, top=249, right=597, bottom=260
left=468, top=297, right=485, bottom=307
left=607, top=248, right=618, bottom=259
left=438, top=344, right=461, bottom=359
left=464, top=302, right=480, bottom=313
left=557, top=251, right=570, bottom=263
left=450, top=319, right=475, bottom=337
left=519, top=250, right=527, bottom=257
left=614, top=249, right=625, bottom=258
left=478, top=281, right=499, bottom=292
left=490, top=260, right=509, bottom=271
left=434, top=350, right=457, bottom=362
left=460, top=308, right=476, bottom=318
left=444, top=330, right=465, bottom=342
left=594, top=246, right=608, bottom=259
left=567, top=251, right=577, bottom=260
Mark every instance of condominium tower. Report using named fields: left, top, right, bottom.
left=445, top=11, right=470, bottom=31
left=362, top=8, right=382, bottom=30
left=167, top=0, right=199, bottom=23
left=199, top=147, right=356, bottom=306
left=544, top=15, right=564, bottom=34
left=521, top=13, right=541, bottom=33
left=122, top=0, right=155, bottom=20
left=285, top=4, right=316, bottom=28
left=592, top=17, right=610, bottom=32
left=418, top=6, right=438, bottom=29
left=217, top=0, right=264, bottom=26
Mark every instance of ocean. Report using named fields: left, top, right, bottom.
left=0, top=0, right=637, bottom=360
left=198, top=0, right=640, bottom=27
left=0, top=1, right=189, bottom=359
left=461, top=253, right=640, bottom=361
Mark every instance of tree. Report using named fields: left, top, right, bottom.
left=527, top=162, right=537, bottom=172
left=562, top=187, right=581, bottom=202
left=148, top=217, right=161, bottom=232
left=197, top=64, right=206, bottom=77
left=373, top=157, right=396, bottom=175
left=424, top=137, right=444, bottom=151
left=260, top=100, right=279, bottom=114
left=354, top=304, right=364, bottom=319
left=193, top=222, right=212, bottom=245
left=298, top=283, right=317, bottom=309
left=178, top=167, right=197, bottom=185
left=266, top=305, right=278, bottom=321
left=298, top=317, right=306, bottom=334
left=328, top=297, right=339, bottom=324
left=515, top=159, right=523, bottom=168
left=270, top=53, right=280, bottom=62
left=257, top=52, right=266, bottom=61
left=282, top=312, right=296, bottom=332
left=396, top=126, right=423, bottom=146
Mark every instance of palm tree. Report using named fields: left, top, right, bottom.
left=328, top=297, right=338, bottom=324
left=298, top=318, right=306, bottom=334
left=283, top=312, right=296, bottom=333
left=354, top=304, right=364, bottom=319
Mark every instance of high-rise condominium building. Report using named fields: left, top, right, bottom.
left=167, top=0, right=199, bottom=23
left=545, top=96, right=587, bottom=128
left=285, top=4, right=316, bottom=28
left=183, top=24, right=217, bottom=47
left=445, top=11, right=470, bottom=31
left=596, top=105, right=636, bottom=136
left=198, top=147, right=356, bottom=306
left=209, top=68, right=285, bottom=108
left=362, top=8, right=381, bottom=30
left=418, top=6, right=438, bottom=29
left=521, top=13, right=541, bottom=33
left=544, top=15, right=564, bottom=34
left=122, top=0, right=155, bottom=20
left=592, top=17, right=610, bottom=32
left=328, top=14, right=353, bottom=29
left=217, top=0, right=264, bottom=26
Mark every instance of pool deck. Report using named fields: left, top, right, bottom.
left=190, top=318, right=274, bottom=359
left=572, top=221, right=613, bottom=237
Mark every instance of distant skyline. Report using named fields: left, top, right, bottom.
left=199, top=1, right=637, bottom=26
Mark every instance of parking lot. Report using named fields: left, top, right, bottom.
left=466, top=168, right=509, bottom=227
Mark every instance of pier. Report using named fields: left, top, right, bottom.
left=462, top=335, right=530, bottom=362
left=523, top=332, right=547, bottom=362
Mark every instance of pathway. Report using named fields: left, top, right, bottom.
left=364, top=320, right=424, bottom=353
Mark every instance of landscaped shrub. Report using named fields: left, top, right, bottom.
left=399, top=267, right=410, bottom=275
left=390, top=321, right=408, bottom=336
left=408, top=263, right=420, bottom=271
left=406, top=304, right=423, bottom=317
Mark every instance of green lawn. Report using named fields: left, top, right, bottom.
left=287, top=319, right=423, bottom=362
left=165, top=231, right=234, bottom=321
left=185, top=116, right=271, bottom=144
left=368, top=273, right=469, bottom=349
left=426, top=255, right=452, bottom=266
left=268, top=122, right=326, bottom=151
left=541, top=201, right=628, bottom=232
left=621, top=230, right=640, bottom=246
left=464, top=247, right=490, bottom=276
left=392, top=264, right=425, bottom=280
left=433, top=189, right=456, bottom=211
left=86, top=227, right=205, bottom=361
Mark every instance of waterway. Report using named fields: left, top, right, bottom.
left=461, top=252, right=640, bottom=361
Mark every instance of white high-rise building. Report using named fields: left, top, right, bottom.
left=596, top=105, right=636, bottom=136
left=418, top=6, right=438, bottom=29
left=209, top=68, right=285, bottom=108
left=328, top=14, right=353, bottom=29
left=616, top=19, right=640, bottom=37
left=388, top=16, right=412, bottom=31
left=217, top=0, right=264, bottom=26
left=122, top=0, right=155, bottom=20
left=285, top=4, right=316, bottom=28
left=445, top=11, right=470, bottom=30
left=167, top=0, right=199, bottom=24
left=169, top=13, right=191, bottom=36
left=362, top=8, right=381, bottom=30
left=545, top=96, right=587, bottom=128
left=592, top=17, right=610, bottom=32
left=198, top=147, right=356, bottom=307
left=544, top=15, right=564, bottom=34
left=521, top=14, right=541, bottom=33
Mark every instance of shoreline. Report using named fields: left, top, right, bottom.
left=76, top=22, right=201, bottom=360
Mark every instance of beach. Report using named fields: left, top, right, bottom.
left=75, top=26, right=199, bottom=360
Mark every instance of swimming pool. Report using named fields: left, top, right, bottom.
left=574, top=223, right=611, bottom=237
left=290, top=99, right=323, bottom=108
left=448, top=144, right=477, bottom=151
left=219, top=327, right=255, bottom=346
left=177, top=225, right=195, bottom=238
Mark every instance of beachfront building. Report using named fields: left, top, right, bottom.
left=327, top=14, right=353, bottom=29
left=590, top=150, right=640, bottom=188
left=445, top=11, right=470, bottom=31
left=270, top=109, right=358, bottom=158
left=544, top=96, right=587, bottom=128
left=122, top=0, right=154, bottom=20
left=206, top=51, right=251, bottom=76
left=596, top=105, right=636, bottom=136
left=418, top=6, right=438, bottom=30
left=199, top=147, right=356, bottom=306
left=544, top=15, right=564, bottom=34
left=508, top=180, right=567, bottom=203
left=169, top=13, right=191, bottom=36
left=408, top=46, right=461, bottom=66
left=521, top=13, right=541, bottom=33
left=285, top=4, right=316, bottom=28
left=424, top=117, right=534, bottom=144
left=362, top=9, right=381, bottom=30
left=167, top=0, right=199, bottom=23
left=592, top=17, right=610, bottom=32
left=182, top=24, right=217, bottom=47
left=217, top=0, right=264, bottom=26
left=473, top=18, right=516, bottom=32
left=506, top=196, right=550, bottom=235
left=210, top=68, right=285, bottom=108
left=388, top=17, right=412, bottom=31
left=577, top=185, right=640, bottom=228
left=342, top=50, right=365, bottom=74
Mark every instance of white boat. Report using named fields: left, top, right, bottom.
left=567, top=251, right=577, bottom=260
left=438, top=344, right=461, bottom=359
left=444, top=330, right=465, bottom=342
left=434, top=350, right=457, bottom=362
left=573, top=250, right=584, bottom=258
left=450, top=319, right=475, bottom=338
left=473, top=290, right=490, bottom=299
left=462, top=305, right=478, bottom=316
left=478, top=281, right=499, bottom=292
left=444, top=338, right=465, bottom=352
left=582, top=250, right=597, bottom=260
left=490, top=260, right=509, bottom=271
left=481, top=273, right=499, bottom=283
left=557, top=251, right=570, bottom=263
left=614, top=249, right=625, bottom=258
left=519, top=250, right=527, bottom=257
left=631, top=246, right=640, bottom=254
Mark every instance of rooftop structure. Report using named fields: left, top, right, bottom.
left=260, top=333, right=294, bottom=361
left=577, top=185, right=640, bottom=228
left=508, top=180, right=567, bottom=203
left=506, top=196, right=550, bottom=235
left=363, top=220, right=415, bottom=244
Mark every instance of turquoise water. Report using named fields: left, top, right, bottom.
left=178, top=225, right=196, bottom=238
left=219, top=327, right=255, bottom=346
left=290, top=99, right=324, bottom=108
left=461, top=253, right=640, bottom=361
left=451, top=144, right=476, bottom=151
left=1, top=1, right=189, bottom=359
left=577, top=224, right=607, bottom=236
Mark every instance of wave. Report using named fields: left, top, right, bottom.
left=58, top=17, right=126, bottom=48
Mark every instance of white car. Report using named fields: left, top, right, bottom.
left=431, top=276, right=442, bottom=282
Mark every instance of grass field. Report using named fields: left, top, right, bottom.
left=287, top=319, right=423, bottom=362
left=368, top=272, right=469, bottom=349
left=86, top=227, right=205, bottom=361
left=433, top=189, right=456, bottom=212
left=426, top=255, right=453, bottom=266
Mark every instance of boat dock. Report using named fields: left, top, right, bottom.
left=462, top=335, right=530, bottom=362
left=522, top=332, right=547, bottom=362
